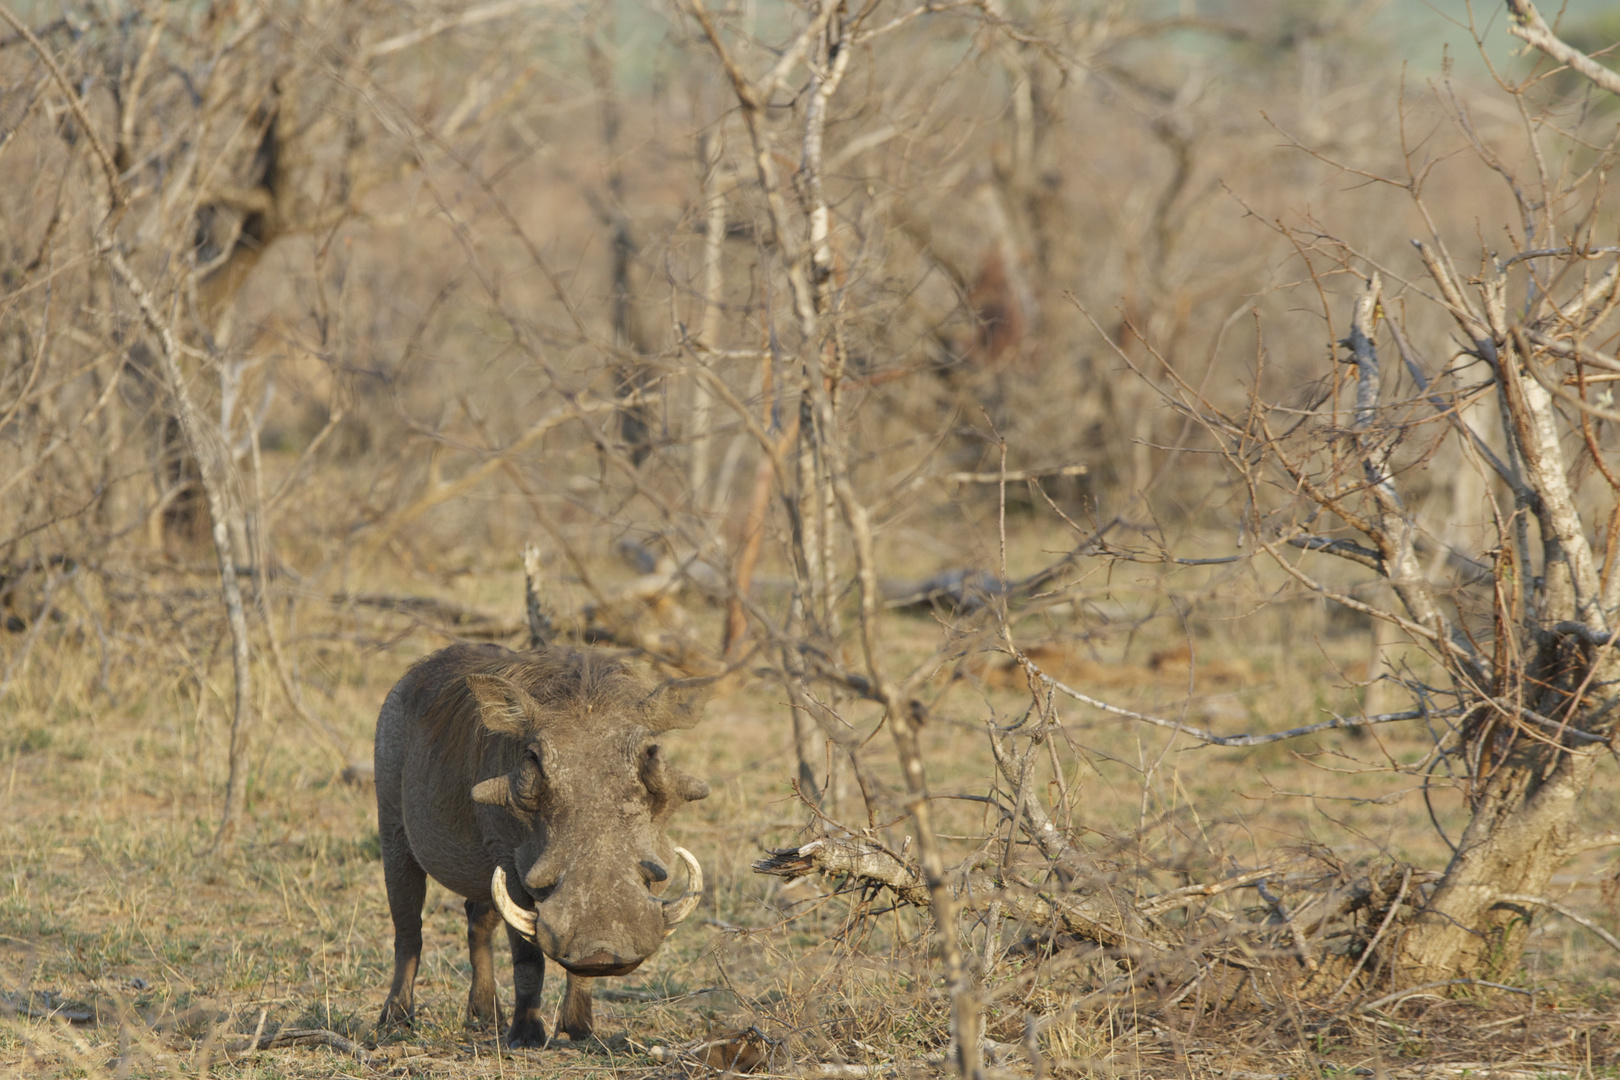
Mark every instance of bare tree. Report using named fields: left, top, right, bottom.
left=1091, top=2, right=1620, bottom=984
left=0, top=0, right=551, bottom=841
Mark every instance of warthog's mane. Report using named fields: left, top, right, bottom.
left=415, top=644, right=675, bottom=761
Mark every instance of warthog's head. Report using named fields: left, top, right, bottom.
left=464, top=656, right=710, bottom=976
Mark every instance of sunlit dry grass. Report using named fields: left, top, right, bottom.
left=2, top=518, right=1617, bottom=1078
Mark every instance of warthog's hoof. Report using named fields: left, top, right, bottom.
left=505, top=1015, right=548, bottom=1049
left=377, top=1000, right=414, bottom=1029
left=464, top=993, right=500, bottom=1030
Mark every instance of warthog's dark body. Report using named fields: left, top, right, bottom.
left=374, top=642, right=709, bottom=1047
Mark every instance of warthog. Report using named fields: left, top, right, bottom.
left=374, top=642, right=710, bottom=1047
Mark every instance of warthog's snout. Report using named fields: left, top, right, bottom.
left=569, top=949, right=636, bottom=975
left=492, top=848, right=703, bottom=972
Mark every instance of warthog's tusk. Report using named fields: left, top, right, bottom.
left=491, top=866, right=537, bottom=940
left=661, top=846, right=704, bottom=929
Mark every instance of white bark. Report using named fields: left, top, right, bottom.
left=1505, top=1, right=1620, bottom=98
left=690, top=128, right=727, bottom=509
left=106, top=245, right=257, bottom=846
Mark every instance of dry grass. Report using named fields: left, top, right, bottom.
left=2, top=520, right=1618, bottom=1078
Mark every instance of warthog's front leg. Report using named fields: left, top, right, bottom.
left=558, top=974, right=593, bottom=1041
left=504, top=923, right=548, bottom=1047
left=464, top=900, right=504, bottom=1029
left=378, top=833, right=428, bottom=1027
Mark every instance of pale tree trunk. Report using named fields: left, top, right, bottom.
left=690, top=126, right=726, bottom=509
left=0, top=5, right=259, bottom=847
left=585, top=8, right=655, bottom=465
left=107, top=246, right=257, bottom=848
left=1401, top=743, right=1603, bottom=981
left=687, top=2, right=982, bottom=1072
left=1269, top=261, right=1620, bottom=987
left=1387, top=259, right=1619, bottom=980
left=1362, top=583, right=1398, bottom=721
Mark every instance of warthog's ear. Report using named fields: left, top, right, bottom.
left=646, top=675, right=717, bottom=731
left=465, top=674, right=537, bottom=737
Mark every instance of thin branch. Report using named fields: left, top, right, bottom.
left=1502, top=245, right=1620, bottom=268
left=1505, top=1, right=1620, bottom=98
left=1523, top=328, right=1620, bottom=373
left=1359, top=979, right=1531, bottom=1014
left=1024, top=656, right=1443, bottom=747
left=1135, top=867, right=1278, bottom=917
left=222, top=1027, right=376, bottom=1061
left=1256, top=537, right=1464, bottom=657
left=757, top=1, right=843, bottom=103
left=1516, top=326, right=1620, bottom=424
left=1494, top=893, right=1620, bottom=955
left=1329, top=866, right=1410, bottom=1001
left=0, top=4, right=126, bottom=210
left=1551, top=620, right=1620, bottom=645
left=752, top=835, right=1170, bottom=953
left=1383, top=316, right=1523, bottom=496
left=986, top=728, right=1085, bottom=873
left=362, top=0, right=564, bottom=59
left=1569, top=832, right=1620, bottom=853
left=103, top=241, right=256, bottom=847
left=945, top=465, right=1088, bottom=484
left=1288, top=535, right=1386, bottom=573
left=350, top=399, right=615, bottom=568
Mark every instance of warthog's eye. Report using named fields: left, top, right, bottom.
left=640, top=744, right=666, bottom=801
left=513, top=747, right=544, bottom=807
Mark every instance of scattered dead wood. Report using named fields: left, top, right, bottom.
left=334, top=592, right=524, bottom=638
left=649, top=1027, right=780, bottom=1072
left=220, top=1026, right=374, bottom=1060
left=882, top=569, right=1006, bottom=612
left=0, top=990, right=100, bottom=1024
left=967, top=641, right=1253, bottom=692
left=337, top=553, right=725, bottom=673
left=753, top=831, right=1469, bottom=1009
left=754, top=835, right=1174, bottom=958
left=218, top=1029, right=423, bottom=1068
